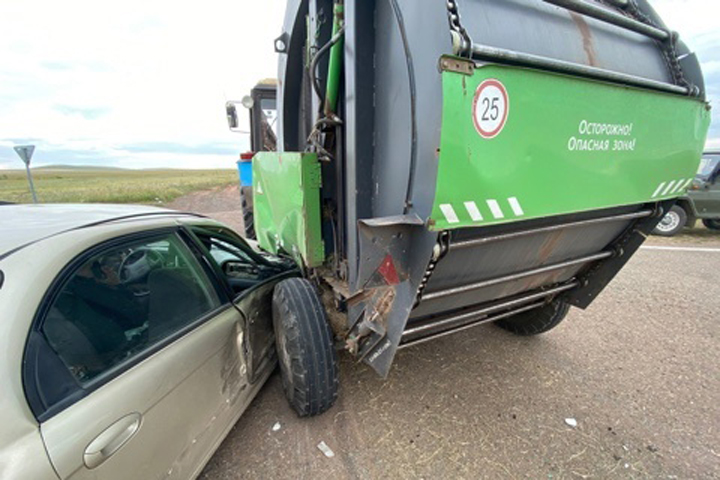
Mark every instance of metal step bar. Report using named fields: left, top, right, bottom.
left=456, top=41, right=689, bottom=95
left=542, top=0, right=668, bottom=41
left=400, top=301, right=545, bottom=349
left=421, top=251, right=613, bottom=303
left=450, top=210, right=653, bottom=251
left=402, top=281, right=578, bottom=343
left=603, top=0, right=629, bottom=7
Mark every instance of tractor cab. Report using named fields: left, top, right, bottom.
left=226, top=80, right=278, bottom=239
left=226, top=79, right=278, bottom=153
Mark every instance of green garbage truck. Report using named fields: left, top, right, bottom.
left=226, top=0, right=710, bottom=416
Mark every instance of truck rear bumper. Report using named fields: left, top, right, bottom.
left=348, top=201, right=672, bottom=377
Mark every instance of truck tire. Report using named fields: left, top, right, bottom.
left=652, top=205, right=687, bottom=236
left=702, top=219, right=720, bottom=230
left=272, top=278, right=339, bottom=416
left=240, top=186, right=255, bottom=240
left=495, top=299, right=570, bottom=336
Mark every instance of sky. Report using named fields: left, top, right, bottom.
left=0, top=0, right=718, bottom=170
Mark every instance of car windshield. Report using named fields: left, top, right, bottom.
left=696, top=154, right=720, bottom=180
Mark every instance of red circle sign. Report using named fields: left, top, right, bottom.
left=472, top=79, right=509, bottom=139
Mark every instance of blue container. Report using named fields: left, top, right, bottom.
left=237, top=159, right=253, bottom=187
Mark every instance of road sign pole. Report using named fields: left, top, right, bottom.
left=14, top=145, right=38, bottom=204
left=24, top=163, right=38, bottom=204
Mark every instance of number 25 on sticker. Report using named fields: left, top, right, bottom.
left=473, top=79, right=509, bottom=139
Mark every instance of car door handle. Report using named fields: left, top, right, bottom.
left=84, top=413, right=142, bottom=469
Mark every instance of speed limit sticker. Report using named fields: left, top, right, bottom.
left=473, top=79, right=509, bottom=139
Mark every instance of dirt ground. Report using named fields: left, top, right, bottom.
left=167, top=185, right=245, bottom=234
left=171, top=188, right=720, bottom=479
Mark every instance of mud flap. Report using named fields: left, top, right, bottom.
left=346, top=214, right=437, bottom=377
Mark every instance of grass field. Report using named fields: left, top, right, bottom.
left=0, top=168, right=238, bottom=204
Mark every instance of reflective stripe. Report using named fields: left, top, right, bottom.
left=661, top=180, right=677, bottom=196
left=508, top=197, right=524, bottom=216
left=486, top=199, right=505, bottom=219
left=671, top=179, right=686, bottom=193
left=440, top=204, right=460, bottom=223
left=651, top=182, right=666, bottom=198
left=464, top=201, right=483, bottom=221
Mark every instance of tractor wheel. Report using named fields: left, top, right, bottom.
left=272, top=278, right=339, bottom=417
left=652, top=205, right=687, bottom=237
left=240, top=186, right=255, bottom=240
left=495, top=299, right=570, bottom=336
left=702, top=219, right=720, bottom=231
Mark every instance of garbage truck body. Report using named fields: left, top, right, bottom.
left=231, top=0, right=710, bottom=412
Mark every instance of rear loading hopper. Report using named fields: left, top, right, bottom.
left=249, top=0, right=709, bottom=395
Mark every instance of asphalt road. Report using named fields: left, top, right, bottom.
left=198, top=253, right=718, bottom=477
left=181, top=190, right=719, bottom=479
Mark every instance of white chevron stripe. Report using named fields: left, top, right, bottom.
left=486, top=199, right=504, bottom=219
left=661, top=180, right=677, bottom=196
left=671, top=179, right=686, bottom=193
left=652, top=182, right=666, bottom=198
left=464, top=201, right=483, bottom=221
left=508, top=197, right=524, bottom=216
left=439, top=204, right=459, bottom=224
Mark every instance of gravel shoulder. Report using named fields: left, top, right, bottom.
left=645, top=227, right=720, bottom=247
left=200, top=249, right=719, bottom=479
left=166, top=185, right=244, bottom=234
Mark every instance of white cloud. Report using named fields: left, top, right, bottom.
left=649, top=0, right=719, bottom=37
left=0, top=0, right=717, bottom=169
left=0, top=0, right=286, bottom=168
left=652, top=0, right=720, bottom=147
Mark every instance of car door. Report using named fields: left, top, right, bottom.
left=24, top=229, right=251, bottom=480
left=186, top=225, right=297, bottom=383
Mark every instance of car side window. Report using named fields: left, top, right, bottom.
left=41, top=233, right=221, bottom=384
left=205, top=236, right=256, bottom=266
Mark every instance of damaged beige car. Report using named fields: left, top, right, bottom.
left=0, top=204, right=300, bottom=479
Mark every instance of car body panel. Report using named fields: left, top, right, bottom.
left=233, top=280, right=282, bottom=384
left=40, top=306, right=248, bottom=480
left=0, top=429, right=58, bottom=480
left=0, top=206, right=284, bottom=480
left=0, top=204, right=187, bottom=258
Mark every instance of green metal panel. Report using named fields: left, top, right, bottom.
left=430, top=62, right=711, bottom=231
left=252, top=152, right=325, bottom=267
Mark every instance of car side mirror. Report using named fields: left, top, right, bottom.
left=226, top=102, right=239, bottom=130
left=222, top=260, right=260, bottom=277
left=225, top=97, right=256, bottom=132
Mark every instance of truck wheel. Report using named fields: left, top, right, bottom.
left=240, top=186, right=255, bottom=240
left=702, top=219, right=720, bottom=230
left=495, top=299, right=570, bottom=336
left=652, top=205, right=687, bottom=236
left=272, top=278, right=339, bottom=416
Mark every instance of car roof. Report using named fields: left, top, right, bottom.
left=0, top=204, right=202, bottom=258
